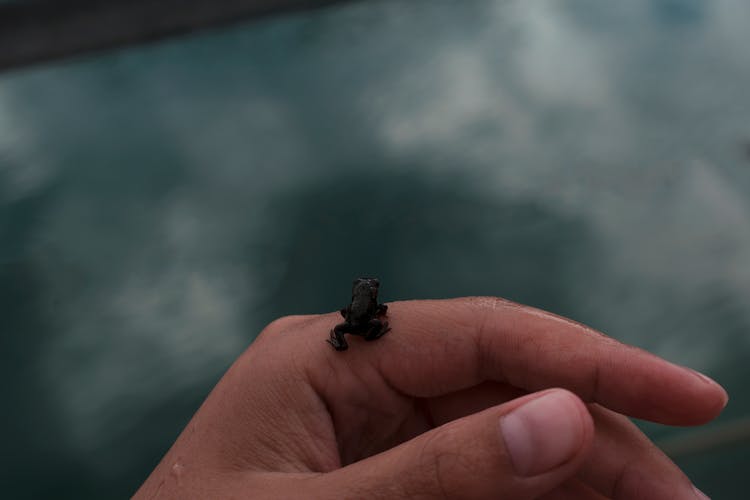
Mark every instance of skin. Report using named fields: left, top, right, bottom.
left=135, top=297, right=727, bottom=499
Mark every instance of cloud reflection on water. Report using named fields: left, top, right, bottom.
left=0, top=0, right=749, bottom=496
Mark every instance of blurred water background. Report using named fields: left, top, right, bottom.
left=1, top=0, right=749, bottom=498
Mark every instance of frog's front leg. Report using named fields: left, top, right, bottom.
left=376, top=303, right=388, bottom=316
left=364, top=318, right=390, bottom=341
left=327, top=323, right=350, bottom=351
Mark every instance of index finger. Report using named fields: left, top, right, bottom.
left=357, top=297, right=727, bottom=425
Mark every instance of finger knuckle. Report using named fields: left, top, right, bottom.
left=464, top=296, right=516, bottom=312
left=418, top=425, right=479, bottom=499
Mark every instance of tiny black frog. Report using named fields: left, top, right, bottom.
left=327, top=278, right=390, bottom=351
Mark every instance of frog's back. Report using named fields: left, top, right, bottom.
left=349, top=290, right=371, bottom=322
left=348, top=279, right=379, bottom=323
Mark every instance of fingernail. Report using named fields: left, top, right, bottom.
left=688, top=368, right=720, bottom=387
left=686, top=368, right=729, bottom=408
left=499, top=390, right=585, bottom=476
left=693, top=485, right=711, bottom=500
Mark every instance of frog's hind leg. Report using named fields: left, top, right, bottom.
left=364, top=319, right=390, bottom=341
left=327, top=324, right=349, bottom=351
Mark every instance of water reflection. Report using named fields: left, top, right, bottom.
left=0, top=0, right=749, bottom=498
left=252, top=171, right=593, bottom=320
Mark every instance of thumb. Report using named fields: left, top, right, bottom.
left=313, top=389, right=594, bottom=500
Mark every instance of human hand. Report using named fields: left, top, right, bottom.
left=135, top=298, right=726, bottom=499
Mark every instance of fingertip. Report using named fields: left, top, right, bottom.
left=686, top=368, right=729, bottom=412
left=663, top=366, right=729, bottom=425
left=605, top=353, right=730, bottom=426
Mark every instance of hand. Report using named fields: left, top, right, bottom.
left=135, top=297, right=726, bottom=499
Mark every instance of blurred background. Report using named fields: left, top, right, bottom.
left=1, top=0, right=749, bottom=498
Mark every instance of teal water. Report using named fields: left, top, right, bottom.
left=1, top=0, right=749, bottom=498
